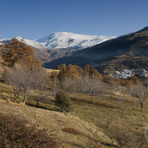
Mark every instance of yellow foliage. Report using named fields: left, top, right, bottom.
left=1, top=38, right=39, bottom=67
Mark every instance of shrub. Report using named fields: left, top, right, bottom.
left=110, top=127, right=134, bottom=148
left=55, top=91, right=71, bottom=112
left=0, top=114, right=57, bottom=148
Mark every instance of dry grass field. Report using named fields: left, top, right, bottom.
left=0, top=82, right=148, bottom=147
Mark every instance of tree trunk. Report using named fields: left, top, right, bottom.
left=141, top=106, right=143, bottom=112
left=23, top=92, right=28, bottom=104
left=14, top=90, right=21, bottom=103
left=140, top=101, right=143, bottom=112
left=13, top=87, right=18, bottom=102
left=36, top=99, right=39, bottom=107
left=91, top=94, right=94, bottom=105
left=134, top=98, right=136, bottom=103
left=14, top=94, right=20, bottom=103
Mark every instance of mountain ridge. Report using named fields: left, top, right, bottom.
left=37, top=32, right=116, bottom=50
left=43, top=27, right=148, bottom=75
left=0, top=32, right=116, bottom=65
left=1, top=27, right=148, bottom=75
left=0, top=32, right=116, bottom=50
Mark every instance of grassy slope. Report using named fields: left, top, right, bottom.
left=0, top=82, right=148, bottom=147
left=70, top=93, right=148, bottom=147
left=0, top=83, right=115, bottom=148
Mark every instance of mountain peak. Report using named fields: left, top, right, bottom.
left=0, top=32, right=116, bottom=51
left=37, top=32, right=116, bottom=50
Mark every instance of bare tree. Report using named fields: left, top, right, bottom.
left=78, top=74, right=106, bottom=105
left=21, top=65, right=34, bottom=103
left=4, top=66, right=23, bottom=103
left=51, top=77, right=60, bottom=97
left=61, top=76, right=71, bottom=93
left=4, top=63, right=48, bottom=104
left=107, top=83, right=127, bottom=116
left=131, top=84, right=147, bottom=112
left=129, top=85, right=137, bottom=103
left=32, top=68, right=48, bottom=107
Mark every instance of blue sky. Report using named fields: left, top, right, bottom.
left=0, top=0, right=148, bottom=39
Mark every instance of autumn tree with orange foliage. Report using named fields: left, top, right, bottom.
left=83, top=65, right=102, bottom=80
left=2, top=38, right=38, bottom=67
left=58, top=64, right=103, bottom=82
left=58, top=64, right=83, bottom=81
left=57, top=64, right=83, bottom=93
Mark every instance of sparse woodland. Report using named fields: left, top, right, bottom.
left=0, top=39, right=148, bottom=147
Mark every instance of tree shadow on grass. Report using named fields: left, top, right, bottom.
left=0, top=94, right=14, bottom=102
left=26, top=102, right=60, bottom=112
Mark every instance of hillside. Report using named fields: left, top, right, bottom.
left=0, top=83, right=116, bottom=148
left=44, top=27, right=148, bottom=74
left=0, top=82, right=148, bottom=147
left=0, top=100, right=111, bottom=147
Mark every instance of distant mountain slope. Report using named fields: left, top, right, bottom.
left=0, top=32, right=115, bottom=64
left=0, top=32, right=115, bottom=50
left=44, top=27, right=148, bottom=74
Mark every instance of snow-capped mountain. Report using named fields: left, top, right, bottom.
left=16, top=37, right=46, bottom=49
left=0, top=32, right=116, bottom=50
left=37, top=32, right=116, bottom=50
left=0, top=37, right=46, bottom=49
left=0, top=32, right=116, bottom=64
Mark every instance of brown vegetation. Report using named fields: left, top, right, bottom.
left=0, top=113, right=57, bottom=148
left=1, top=38, right=40, bottom=67
left=62, top=128, right=81, bottom=135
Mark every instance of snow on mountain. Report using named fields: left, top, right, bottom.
left=0, top=37, right=46, bottom=49
left=16, top=37, right=47, bottom=49
left=37, top=32, right=116, bottom=50
left=0, top=38, right=11, bottom=45
left=0, top=32, right=116, bottom=50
